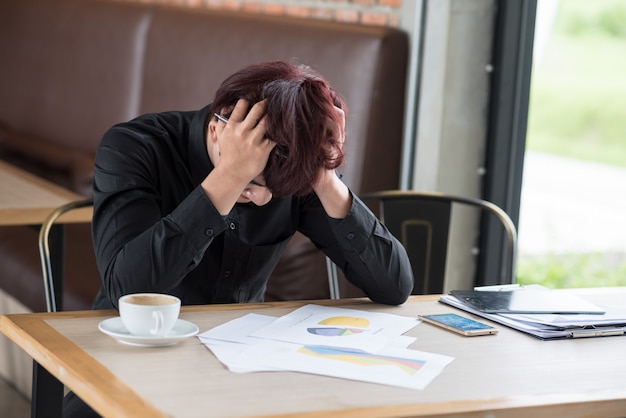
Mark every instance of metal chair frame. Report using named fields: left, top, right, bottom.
left=38, top=198, right=94, bottom=312
left=326, top=190, right=518, bottom=297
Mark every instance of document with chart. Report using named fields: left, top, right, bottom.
left=198, top=305, right=454, bottom=390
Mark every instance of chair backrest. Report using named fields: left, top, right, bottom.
left=360, top=190, right=517, bottom=294
left=38, top=199, right=94, bottom=312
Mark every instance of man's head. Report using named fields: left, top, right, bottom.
left=210, top=61, right=347, bottom=198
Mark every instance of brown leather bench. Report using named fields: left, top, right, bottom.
left=0, top=0, right=408, bottom=313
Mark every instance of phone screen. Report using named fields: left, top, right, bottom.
left=419, top=313, right=498, bottom=336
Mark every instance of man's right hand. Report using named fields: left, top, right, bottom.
left=201, top=99, right=276, bottom=215
left=214, top=99, right=275, bottom=184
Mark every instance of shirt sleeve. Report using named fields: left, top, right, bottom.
left=299, top=193, right=414, bottom=305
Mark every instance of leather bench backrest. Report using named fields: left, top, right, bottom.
left=0, top=0, right=151, bottom=194
left=0, top=0, right=151, bottom=154
left=0, top=0, right=408, bottom=196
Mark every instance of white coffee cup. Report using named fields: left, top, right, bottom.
left=118, top=293, right=181, bottom=337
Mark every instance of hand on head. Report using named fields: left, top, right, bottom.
left=211, top=99, right=276, bottom=188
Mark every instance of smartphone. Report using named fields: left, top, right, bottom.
left=419, top=313, right=498, bottom=336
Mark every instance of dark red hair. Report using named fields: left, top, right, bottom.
left=210, top=61, right=347, bottom=197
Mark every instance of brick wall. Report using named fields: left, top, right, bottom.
left=124, top=0, right=403, bottom=27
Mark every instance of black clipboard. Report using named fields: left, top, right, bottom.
left=449, top=290, right=606, bottom=315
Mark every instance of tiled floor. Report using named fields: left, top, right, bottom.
left=0, top=377, right=30, bottom=417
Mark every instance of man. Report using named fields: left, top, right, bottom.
left=89, top=60, right=413, bottom=310
left=64, top=61, right=413, bottom=417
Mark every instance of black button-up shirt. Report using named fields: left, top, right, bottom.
left=91, top=104, right=413, bottom=309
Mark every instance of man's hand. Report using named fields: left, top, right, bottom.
left=213, top=99, right=275, bottom=185
left=202, top=99, right=276, bottom=215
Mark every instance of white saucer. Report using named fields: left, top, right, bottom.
left=98, top=317, right=199, bottom=347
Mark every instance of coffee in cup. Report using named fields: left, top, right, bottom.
left=119, top=293, right=181, bottom=337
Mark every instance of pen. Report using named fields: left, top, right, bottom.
left=213, top=113, right=229, bottom=124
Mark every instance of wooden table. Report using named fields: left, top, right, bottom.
left=2, top=291, right=626, bottom=418
left=0, top=160, right=92, bottom=226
